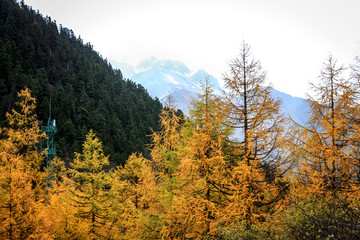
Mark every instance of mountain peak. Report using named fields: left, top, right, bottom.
left=136, top=56, right=158, bottom=71
left=191, top=70, right=222, bottom=92
left=128, top=58, right=221, bottom=100
left=153, top=59, right=191, bottom=75
left=135, top=57, right=191, bottom=75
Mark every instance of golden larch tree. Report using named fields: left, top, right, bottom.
left=150, top=99, right=184, bottom=212
left=43, top=156, right=81, bottom=239
left=111, top=153, right=162, bottom=239
left=287, top=55, right=360, bottom=239
left=222, top=42, right=287, bottom=228
left=291, top=55, right=360, bottom=195
left=163, top=80, right=232, bottom=239
left=0, top=88, right=49, bottom=239
left=150, top=97, right=183, bottom=177
left=69, top=130, right=114, bottom=239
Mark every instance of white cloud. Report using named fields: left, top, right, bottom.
left=24, top=0, right=360, bottom=97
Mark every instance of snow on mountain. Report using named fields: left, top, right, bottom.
left=136, top=56, right=158, bottom=72
left=110, top=57, right=310, bottom=125
left=111, top=58, right=207, bottom=101
left=191, top=69, right=222, bottom=92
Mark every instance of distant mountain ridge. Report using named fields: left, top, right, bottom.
left=111, top=57, right=222, bottom=99
left=111, top=57, right=310, bottom=125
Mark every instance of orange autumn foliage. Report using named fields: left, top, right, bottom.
left=0, top=88, right=49, bottom=239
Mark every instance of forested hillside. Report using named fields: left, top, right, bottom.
left=0, top=0, right=162, bottom=164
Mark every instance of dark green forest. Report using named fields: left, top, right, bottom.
left=0, top=0, right=163, bottom=164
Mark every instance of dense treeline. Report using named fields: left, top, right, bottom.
left=0, top=0, right=162, bottom=164
left=1, top=42, right=359, bottom=239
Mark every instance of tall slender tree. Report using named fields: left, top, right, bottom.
left=0, top=88, right=48, bottom=239
left=287, top=55, right=360, bottom=239
left=163, top=80, right=232, bottom=238
left=223, top=42, right=285, bottom=167
left=350, top=53, right=360, bottom=181
left=294, top=55, right=359, bottom=195
left=150, top=99, right=183, bottom=206
left=222, top=42, right=287, bottom=227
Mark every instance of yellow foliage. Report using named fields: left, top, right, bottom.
left=0, top=88, right=48, bottom=239
left=69, top=130, right=114, bottom=239
left=112, top=153, right=162, bottom=239
left=283, top=55, right=360, bottom=239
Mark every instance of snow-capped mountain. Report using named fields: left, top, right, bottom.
left=112, top=57, right=221, bottom=100
left=110, top=57, right=310, bottom=125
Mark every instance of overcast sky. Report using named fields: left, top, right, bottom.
left=24, top=0, right=360, bottom=98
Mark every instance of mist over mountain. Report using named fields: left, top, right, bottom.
left=111, top=58, right=310, bottom=125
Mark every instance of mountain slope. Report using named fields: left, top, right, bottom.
left=112, top=58, right=310, bottom=125
left=271, top=89, right=310, bottom=126
left=0, top=0, right=162, bottom=164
